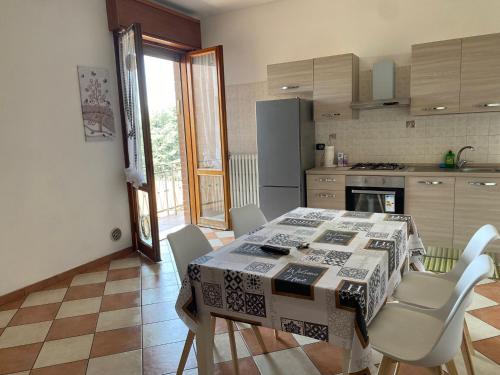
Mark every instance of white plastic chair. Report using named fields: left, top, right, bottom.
left=168, top=225, right=267, bottom=375
left=369, top=255, right=493, bottom=375
left=230, top=204, right=267, bottom=239
left=392, top=224, right=499, bottom=374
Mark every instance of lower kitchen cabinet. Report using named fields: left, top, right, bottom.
left=307, top=189, right=345, bottom=210
left=406, top=176, right=455, bottom=248
left=453, top=177, right=500, bottom=252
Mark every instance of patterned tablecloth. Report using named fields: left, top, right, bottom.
left=175, top=208, right=425, bottom=375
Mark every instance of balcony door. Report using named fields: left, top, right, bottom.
left=114, top=24, right=161, bottom=261
left=183, top=46, right=231, bottom=230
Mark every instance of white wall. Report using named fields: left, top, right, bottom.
left=0, top=0, right=131, bottom=296
left=202, top=0, right=500, bottom=85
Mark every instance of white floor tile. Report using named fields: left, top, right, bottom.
left=254, top=347, right=321, bottom=375
left=0, top=309, right=16, bottom=328
left=21, top=288, right=67, bottom=307
left=96, top=307, right=141, bottom=332
left=213, top=331, right=250, bottom=364
left=71, top=271, right=107, bottom=286
left=464, top=312, right=500, bottom=341
left=467, top=291, right=497, bottom=311
left=86, top=349, right=142, bottom=375
left=0, top=321, right=51, bottom=349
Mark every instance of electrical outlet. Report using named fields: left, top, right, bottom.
left=406, top=120, right=415, bottom=128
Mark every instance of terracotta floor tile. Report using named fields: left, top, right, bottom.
left=9, top=303, right=60, bottom=326
left=109, top=257, right=141, bottom=270
left=90, top=326, right=141, bottom=358
left=141, top=285, right=180, bottom=305
left=142, top=301, right=177, bottom=324
left=220, top=238, right=234, bottom=245
left=0, top=299, right=24, bottom=312
left=475, top=281, right=500, bottom=303
left=143, top=341, right=196, bottom=375
left=30, top=359, right=88, bottom=375
left=396, top=363, right=447, bottom=374
left=214, top=357, right=259, bottom=375
left=46, top=313, right=98, bottom=341
left=302, top=341, right=343, bottom=375
left=100, top=291, right=141, bottom=312
left=214, top=317, right=239, bottom=334
left=0, top=342, right=43, bottom=375
left=142, top=273, right=178, bottom=290
left=469, top=305, right=500, bottom=329
left=64, top=283, right=105, bottom=301
left=240, top=326, right=298, bottom=355
left=474, top=335, right=500, bottom=364
left=85, top=262, right=110, bottom=272
left=43, top=278, right=73, bottom=290
left=107, top=267, right=140, bottom=281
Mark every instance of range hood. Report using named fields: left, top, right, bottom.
left=351, top=60, right=410, bottom=110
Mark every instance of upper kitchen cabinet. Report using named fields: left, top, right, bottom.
left=460, top=33, right=500, bottom=113
left=267, top=59, right=313, bottom=96
left=410, top=39, right=462, bottom=115
left=313, top=54, right=359, bottom=121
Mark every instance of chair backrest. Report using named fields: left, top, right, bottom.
left=446, top=224, right=499, bottom=281
left=167, top=224, right=213, bottom=279
left=230, top=204, right=267, bottom=239
left=420, top=255, right=493, bottom=367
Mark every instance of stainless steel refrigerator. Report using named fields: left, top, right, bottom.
left=256, top=98, right=315, bottom=220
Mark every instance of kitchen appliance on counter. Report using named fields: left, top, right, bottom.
left=350, top=163, right=406, bottom=171
left=257, top=98, right=314, bottom=220
left=346, top=175, right=405, bottom=214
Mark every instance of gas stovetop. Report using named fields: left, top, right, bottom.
left=350, top=163, right=405, bottom=170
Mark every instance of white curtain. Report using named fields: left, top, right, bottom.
left=118, top=27, right=147, bottom=188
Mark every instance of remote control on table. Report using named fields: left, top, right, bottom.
left=260, top=245, right=290, bottom=255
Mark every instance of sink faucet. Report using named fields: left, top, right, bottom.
left=456, top=146, right=475, bottom=169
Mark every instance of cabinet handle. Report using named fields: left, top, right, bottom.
left=317, top=193, right=336, bottom=198
left=478, top=103, right=500, bottom=108
left=321, top=113, right=341, bottom=119
left=318, top=178, right=336, bottom=182
left=423, top=106, right=447, bottom=111
left=468, top=181, right=497, bottom=186
left=418, top=180, right=443, bottom=185
left=281, top=85, right=299, bottom=90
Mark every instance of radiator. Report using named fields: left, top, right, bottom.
left=229, top=153, right=259, bottom=208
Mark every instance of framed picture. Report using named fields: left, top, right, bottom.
left=77, top=66, right=115, bottom=141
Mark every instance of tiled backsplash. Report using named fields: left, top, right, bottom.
left=225, top=81, right=500, bottom=164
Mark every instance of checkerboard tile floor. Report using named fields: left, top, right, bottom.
left=0, top=227, right=499, bottom=374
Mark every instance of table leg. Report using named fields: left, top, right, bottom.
left=196, top=312, right=215, bottom=375
left=341, top=348, right=351, bottom=375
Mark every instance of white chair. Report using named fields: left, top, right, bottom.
left=168, top=225, right=267, bottom=375
left=230, top=204, right=267, bottom=239
left=369, top=255, right=493, bottom=375
left=392, top=224, right=499, bottom=375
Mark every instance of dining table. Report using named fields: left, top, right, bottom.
left=175, top=207, right=425, bottom=375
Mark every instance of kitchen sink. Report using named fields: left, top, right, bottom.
left=459, top=167, right=500, bottom=173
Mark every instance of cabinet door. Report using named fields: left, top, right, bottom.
left=454, top=177, right=500, bottom=251
left=267, top=59, right=313, bottom=96
left=406, top=177, right=455, bottom=248
left=307, top=189, right=345, bottom=210
left=460, top=33, right=500, bottom=113
left=313, top=54, right=359, bottom=120
left=410, top=39, right=462, bottom=115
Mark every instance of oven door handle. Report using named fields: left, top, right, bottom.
left=351, top=190, right=396, bottom=195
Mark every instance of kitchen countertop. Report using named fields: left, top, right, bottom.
left=306, top=164, right=500, bottom=178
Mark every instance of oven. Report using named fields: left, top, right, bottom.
left=346, top=176, right=405, bottom=214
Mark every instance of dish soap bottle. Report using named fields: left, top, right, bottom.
left=444, top=150, right=455, bottom=168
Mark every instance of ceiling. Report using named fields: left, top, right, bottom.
left=153, top=0, right=277, bottom=18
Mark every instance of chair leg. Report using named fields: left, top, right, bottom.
left=430, top=366, right=443, bottom=375
left=251, top=325, right=268, bottom=353
left=446, top=359, right=459, bottom=375
left=394, top=362, right=400, bottom=375
left=378, top=356, right=398, bottom=375
left=226, top=319, right=240, bottom=375
left=461, top=335, right=476, bottom=375
left=464, top=320, right=475, bottom=356
left=177, top=330, right=195, bottom=375
left=274, top=329, right=279, bottom=339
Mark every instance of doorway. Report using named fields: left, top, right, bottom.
left=143, top=48, right=191, bottom=242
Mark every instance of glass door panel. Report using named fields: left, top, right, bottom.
left=114, top=24, right=161, bottom=261
left=184, top=46, right=230, bottom=229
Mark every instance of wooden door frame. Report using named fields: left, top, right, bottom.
left=181, top=46, right=231, bottom=230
